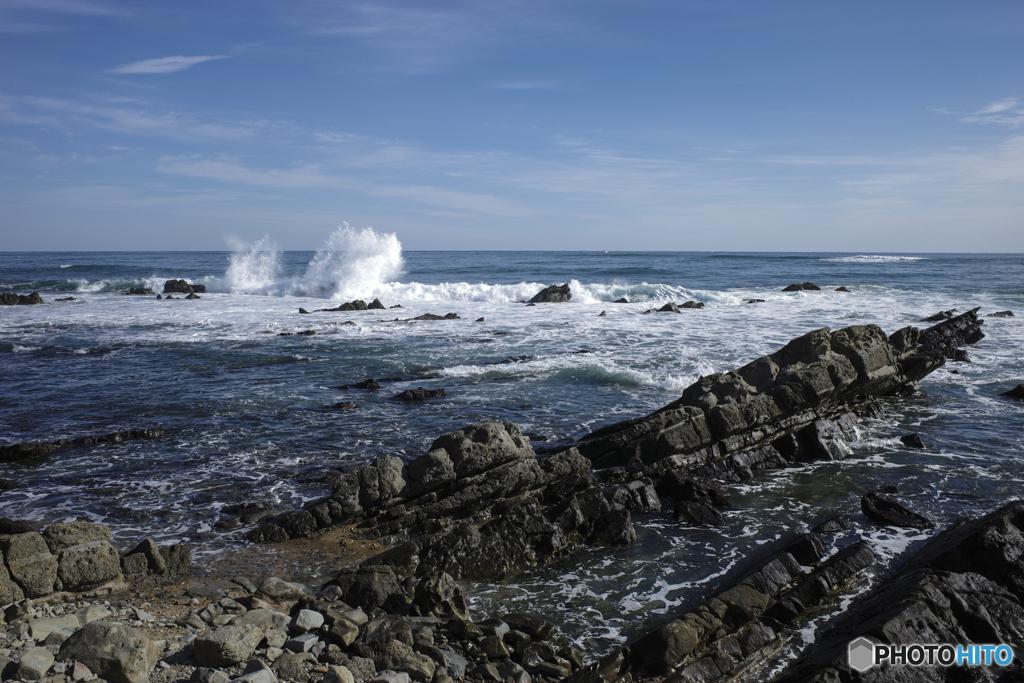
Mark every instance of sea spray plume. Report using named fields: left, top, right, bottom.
left=224, top=234, right=281, bottom=294
left=293, top=224, right=403, bottom=299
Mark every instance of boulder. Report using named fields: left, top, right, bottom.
left=614, top=297, right=629, bottom=303
left=57, top=621, right=160, bottom=683
left=658, top=302, right=681, bottom=313
left=1, top=531, right=57, bottom=598
left=861, top=492, right=934, bottom=529
left=412, top=571, right=469, bottom=620
left=0, top=560, right=24, bottom=604
left=899, top=433, right=925, bottom=448
left=255, top=577, right=309, bottom=608
left=17, top=646, right=54, bottom=680
left=781, top=282, right=820, bottom=292
left=330, top=567, right=405, bottom=610
left=43, top=520, right=111, bottom=553
left=528, top=284, right=571, bottom=303
left=428, top=422, right=534, bottom=479
left=194, top=624, right=264, bottom=666
left=986, top=310, right=1014, bottom=317
left=834, top=286, right=850, bottom=292
left=368, top=299, right=386, bottom=310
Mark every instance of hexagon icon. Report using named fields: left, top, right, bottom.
left=848, top=637, right=876, bottom=672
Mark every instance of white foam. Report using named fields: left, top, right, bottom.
left=820, top=255, right=929, bottom=263
left=60, top=264, right=72, bottom=269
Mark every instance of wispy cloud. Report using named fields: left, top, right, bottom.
left=156, top=155, right=533, bottom=216
left=0, top=93, right=263, bottom=140
left=108, top=55, right=230, bottom=75
left=961, top=98, right=1024, bottom=127
left=0, top=0, right=127, bottom=34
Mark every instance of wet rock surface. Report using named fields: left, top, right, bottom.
left=1, top=291, right=44, bottom=305
left=528, top=285, right=571, bottom=303
left=0, top=428, right=167, bottom=463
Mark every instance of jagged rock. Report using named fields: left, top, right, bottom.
left=57, top=621, right=160, bottom=683
left=163, top=279, right=205, bottom=294
left=899, top=433, right=925, bottom=448
left=1001, top=384, right=1024, bottom=399
left=776, top=502, right=1024, bottom=682
left=299, top=308, right=310, bottom=314
left=0, top=291, right=44, bottom=305
left=412, top=571, right=469, bottom=619
left=368, top=299, right=386, bottom=310
left=674, top=501, right=724, bottom=527
left=614, top=297, right=629, bottom=303
left=430, top=422, right=534, bottom=479
left=392, top=387, right=446, bottom=400
left=355, top=378, right=381, bottom=390
left=987, top=310, right=1014, bottom=317
left=329, top=566, right=405, bottom=610
left=861, top=492, right=934, bottom=529
left=782, top=282, right=820, bottom=291
left=529, top=284, right=571, bottom=303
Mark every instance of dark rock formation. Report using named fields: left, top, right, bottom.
left=0, top=428, right=166, bottom=463
left=746, top=299, right=765, bottom=304
left=987, top=310, right=1014, bottom=317
left=920, top=309, right=956, bottom=322
left=658, top=302, right=681, bottom=313
left=123, top=288, right=153, bottom=295
left=185, top=292, right=201, bottom=300
left=331, top=402, right=358, bottom=410
left=566, top=310, right=982, bottom=476
left=1001, top=384, right=1024, bottom=400
left=321, top=300, right=368, bottom=312
left=355, top=378, right=381, bottom=391
left=163, top=279, right=205, bottom=294
left=567, top=531, right=873, bottom=682
left=299, top=308, right=310, bottom=314
left=614, top=298, right=629, bottom=303
left=392, top=388, right=446, bottom=401
left=776, top=501, right=1024, bottom=683
left=409, top=313, right=460, bottom=321
left=835, top=286, right=850, bottom=292
left=899, top=433, right=925, bottom=448
left=782, top=282, right=820, bottom=291
left=55, top=296, right=76, bottom=301
left=368, top=299, right=386, bottom=310
left=861, top=491, right=934, bottom=529
left=529, top=284, right=571, bottom=303
left=0, top=292, right=44, bottom=305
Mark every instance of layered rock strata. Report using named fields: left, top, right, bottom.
left=777, top=500, right=1024, bottom=683
left=246, top=312, right=982, bottom=589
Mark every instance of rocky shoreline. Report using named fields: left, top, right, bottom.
left=4, top=299, right=1024, bottom=683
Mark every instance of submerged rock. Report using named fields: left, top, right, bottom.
left=986, top=310, right=1014, bottom=317
left=861, top=491, right=934, bottom=529
left=782, top=282, right=820, bottom=291
left=392, top=387, right=446, bottom=401
left=1001, top=384, right=1024, bottom=400
left=529, top=284, right=571, bottom=303
left=409, top=313, right=460, bottom=321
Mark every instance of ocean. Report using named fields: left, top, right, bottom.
left=1, top=226, right=1023, bottom=656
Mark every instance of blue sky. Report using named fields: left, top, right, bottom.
left=1, top=1, right=1022, bottom=251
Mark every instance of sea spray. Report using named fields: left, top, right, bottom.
left=224, top=234, right=281, bottom=293
left=294, top=224, right=403, bottom=299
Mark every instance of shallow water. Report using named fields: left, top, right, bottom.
left=2, top=230, right=1023, bottom=655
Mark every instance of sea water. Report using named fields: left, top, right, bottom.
left=1, top=227, right=1023, bottom=656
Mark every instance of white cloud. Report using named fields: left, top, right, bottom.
left=960, top=98, right=1024, bottom=127
left=108, top=55, right=229, bottom=75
